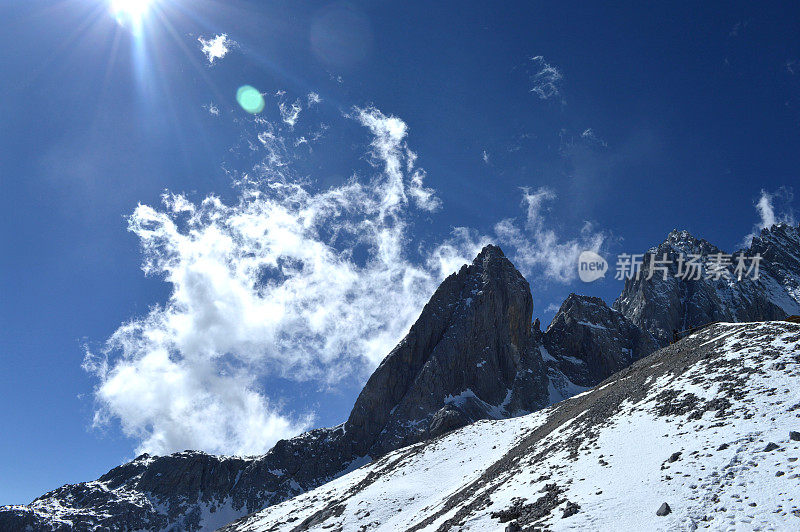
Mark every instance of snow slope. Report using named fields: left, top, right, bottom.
left=221, top=321, right=800, bottom=531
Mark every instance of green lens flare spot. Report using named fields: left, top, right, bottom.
left=236, top=85, right=265, bottom=114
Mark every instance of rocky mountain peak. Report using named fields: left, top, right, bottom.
left=0, top=244, right=549, bottom=532
left=473, top=242, right=505, bottom=261
left=746, top=222, right=800, bottom=316
left=225, top=321, right=800, bottom=532
left=345, top=244, right=547, bottom=457
left=657, top=229, right=720, bottom=256
left=545, top=293, right=607, bottom=330
left=752, top=222, right=799, bottom=248
left=749, top=222, right=800, bottom=268
left=543, top=294, right=659, bottom=397
left=615, top=227, right=791, bottom=344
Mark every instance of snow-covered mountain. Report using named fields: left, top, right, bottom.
left=614, top=224, right=800, bottom=345
left=3, top=224, right=800, bottom=531
left=221, top=321, right=800, bottom=531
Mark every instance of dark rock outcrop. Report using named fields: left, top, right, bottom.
left=347, top=244, right=548, bottom=457
left=542, top=294, right=659, bottom=398
left=747, top=223, right=800, bottom=316
left=221, top=322, right=800, bottom=531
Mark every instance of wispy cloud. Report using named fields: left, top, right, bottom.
left=356, top=107, right=442, bottom=213
left=307, top=92, right=322, bottom=107
left=742, top=187, right=796, bottom=247
left=728, top=20, right=749, bottom=38
left=204, top=103, right=220, bottom=116
left=198, top=34, right=234, bottom=65
left=580, top=128, right=606, bottom=147
left=279, top=99, right=302, bottom=128
left=495, top=187, right=606, bottom=282
left=544, top=303, right=561, bottom=314
left=481, top=150, right=490, bottom=164
left=529, top=55, right=563, bottom=101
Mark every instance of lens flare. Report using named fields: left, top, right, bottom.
left=236, top=86, right=266, bottom=114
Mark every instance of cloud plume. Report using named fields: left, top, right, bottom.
left=529, top=55, right=563, bottom=101
left=495, top=187, right=605, bottom=282
left=742, top=187, right=796, bottom=247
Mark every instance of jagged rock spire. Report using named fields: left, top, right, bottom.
left=346, top=244, right=547, bottom=456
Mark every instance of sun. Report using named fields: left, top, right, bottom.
left=110, top=0, right=153, bottom=27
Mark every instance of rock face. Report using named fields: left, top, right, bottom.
left=0, top=245, right=548, bottom=532
left=613, top=228, right=795, bottom=344
left=747, top=223, right=800, bottom=316
left=346, top=244, right=548, bottom=457
left=0, top=433, right=360, bottom=532
left=542, top=294, right=660, bottom=399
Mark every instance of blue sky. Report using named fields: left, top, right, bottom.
left=1, top=0, right=799, bottom=505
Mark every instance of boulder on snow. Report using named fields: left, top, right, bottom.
left=764, top=442, right=780, bottom=452
left=789, top=431, right=800, bottom=441
left=656, top=502, right=671, bottom=516
left=562, top=501, right=580, bottom=518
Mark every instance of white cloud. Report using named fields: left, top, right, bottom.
left=742, top=187, right=796, bottom=247
left=205, top=103, right=220, bottom=116
left=729, top=20, right=748, bottom=37
left=529, top=55, right=563, bottom=101
left=355, top=107, right=440, bottom=213
left=85, top=105, right=475, bottom=457
left=198, top=34, right=234, bottom=65
left=494, top=187, right=606, bottom=283
left=279, top=99, right=302, bottom=128
left=482, top=150, right=490, bottom=164
left=307, top=92, right=322, bottom=106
